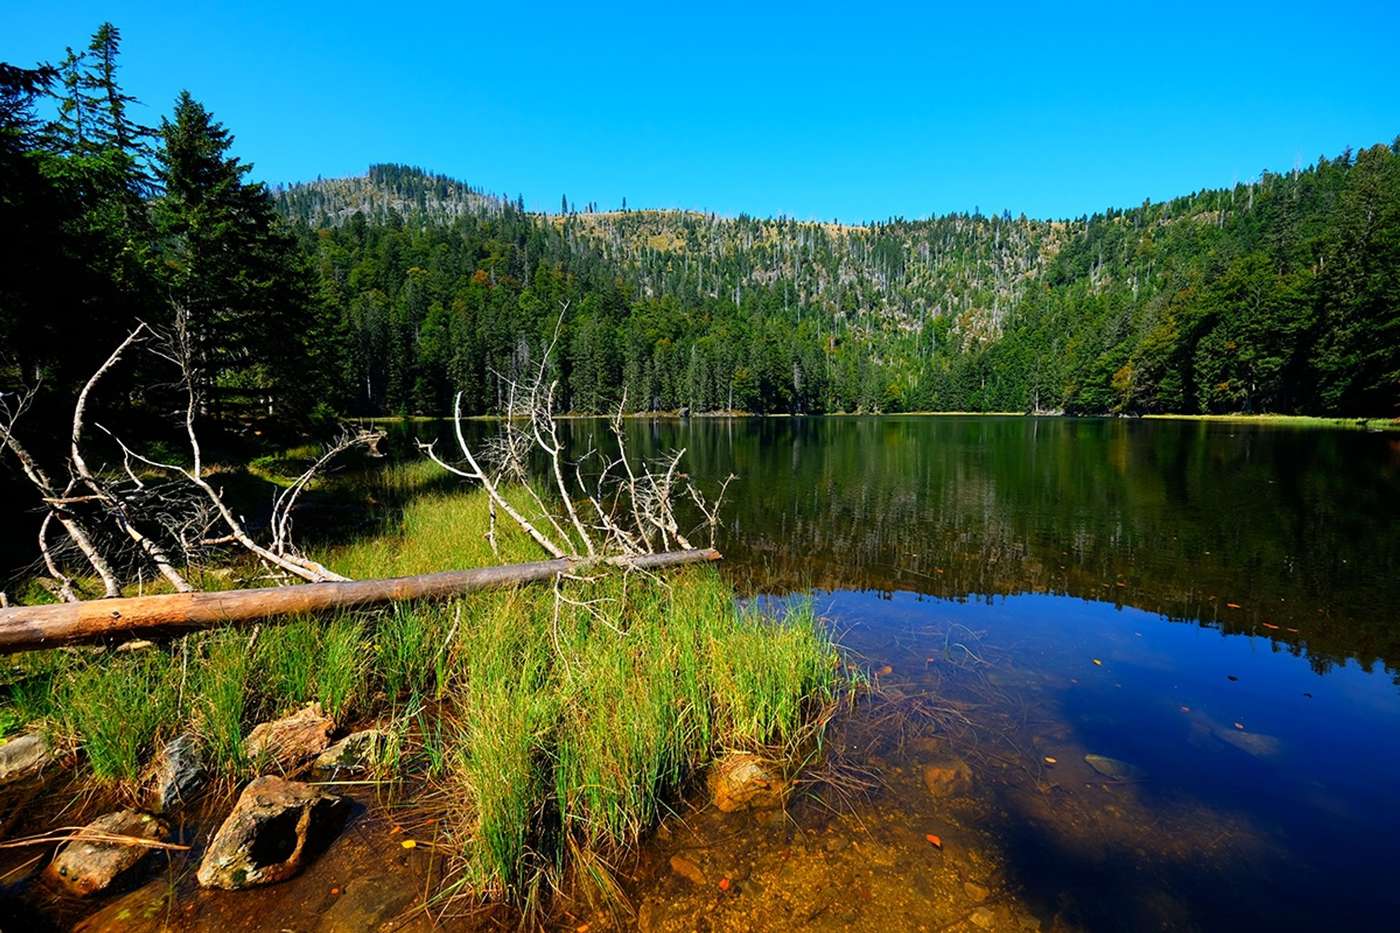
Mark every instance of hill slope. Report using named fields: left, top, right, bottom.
left=275, top=142, right=1400, bottom=417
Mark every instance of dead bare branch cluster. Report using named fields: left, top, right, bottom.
left=0, top=314, right=379, bottom=601
left=420, top=307, right=735, bottom=561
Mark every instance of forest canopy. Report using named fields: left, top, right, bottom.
left=3, top=23, right=1398, bottom=432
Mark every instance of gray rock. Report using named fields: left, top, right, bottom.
left=0, top=732, right=53, bottom=786
left=314, top=728, right=388, bottom=775
left=244, top=703, right=334, bottom=770
left=707, top=753, right=787, bottom=812
left=140, top=734, right=205, bottom=814
left=196, top=775, right=349, bottom=889
left=45, top=810, right=168, bottom=896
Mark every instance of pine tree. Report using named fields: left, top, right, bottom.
left=154, top=91, right=314, bottom=416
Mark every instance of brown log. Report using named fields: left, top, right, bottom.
left=0, top=549, right=721, bottom=654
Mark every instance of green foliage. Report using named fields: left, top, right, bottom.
left=280, top=142, right=1400, bottom=419
left=59, top=650, right=180, bottom=781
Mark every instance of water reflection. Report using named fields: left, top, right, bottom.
left=392, top=415, right=1400, bottom=929
left=424, top=415, right=1397, bottom=677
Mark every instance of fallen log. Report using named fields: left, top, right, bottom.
left=0, top=548, right=721, bottom=654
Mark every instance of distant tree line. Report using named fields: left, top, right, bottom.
left=4, top=24, right=1398, bottom=435
left=283, top=145, right=1399, bottom=417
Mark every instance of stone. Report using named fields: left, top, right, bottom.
left=314, top=728, right=388, bottom=775
left=139, top=734, right=205, bottom=814
left=922, top=758, right=973, bottom=798
left=72, top=878, right=173, bottom=932
left=971, top=907, right=995, bottom=929
left=669, top=854, right=706, bottom=886
left=45, top=810, right=169, bottom=896
left=1083, top=754, right=1141, bottom=780
left=964, top=881, right=990, bottom=902
left=196, top=775, right=349, bottom=889
left=0, top=732, right=53, bottom=786
left=1213, top=727, right=1280, bottom=757
left=707, top=752, right=787, bottom=812
left=244, top=703, right=334, bottom=769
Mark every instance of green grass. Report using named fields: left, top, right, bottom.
left=0, top=460, right=841, bottom=908
left=1141, top=412, right=1400, bottom=431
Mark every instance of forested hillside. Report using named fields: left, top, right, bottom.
left=3, top=23, right=1398, bottom=429
left=278, top=145, right=1400, bottom=417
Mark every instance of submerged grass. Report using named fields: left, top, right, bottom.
left=0, top=462, right=841, bottom=909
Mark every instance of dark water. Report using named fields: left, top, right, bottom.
left=490, top=415, right=1400, bottom=931
left=20, top=415, right=1395, bottom=931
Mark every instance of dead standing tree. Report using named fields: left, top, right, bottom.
left=418, top=308, right=734, bottom=563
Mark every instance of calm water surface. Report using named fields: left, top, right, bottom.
left=534, top=415, right=1400, bottom=931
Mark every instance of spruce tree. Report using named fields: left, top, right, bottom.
left=154, top=91, right=314, bottom=417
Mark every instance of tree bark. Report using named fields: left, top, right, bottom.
left=0, top=549, right=720, bottom=653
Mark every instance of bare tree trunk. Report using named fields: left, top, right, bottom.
left=0, top=416, right=121, bottom=598
left=0, top=548, right=720, bottom=653
left=68, top=323, right=194, bottom=593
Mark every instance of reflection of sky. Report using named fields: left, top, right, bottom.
left=793, top=588, right=1400, bottom=920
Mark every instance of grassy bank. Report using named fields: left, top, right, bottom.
left=1141, top=413, right=1400, bottom=430
left=0, top=466, right=840, bottom=906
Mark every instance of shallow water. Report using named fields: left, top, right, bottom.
left=542, top=416, right=1400, bottom=931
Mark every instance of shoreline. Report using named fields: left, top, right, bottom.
left=354, top=411, right=1400, bottom=430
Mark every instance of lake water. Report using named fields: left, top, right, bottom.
left=21, top=415, right=1397, bottom=931
left=522, top=415, right=1400, bottom=931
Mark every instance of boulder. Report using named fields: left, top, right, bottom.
left=707, top=752, right=787, bottom=812
left=45, top=810, right=169, bottom=896
left=196, top=776, right=349, bottom=890
left=139, top=734, right=205, bottom=814
left=314, top=728, right=388, bottom=775
left=0, top=732, right=54, bottom=786
left=244, top=703, right=333, bottom=770
left=922, top=758, right=973, bottom=798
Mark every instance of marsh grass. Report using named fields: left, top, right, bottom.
left=0, top=461, right=841, bottom=911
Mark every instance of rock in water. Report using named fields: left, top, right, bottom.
left=1084, top=754, right=1142, bottom=780
left=707, top=753, right=787, bottom=812
left=669, top=854, right=707, bottom=886
left=922, top=758, right=974, bottom=798
left=244, top=703, right=334, bottom=769
left=45, top=810, right=169, bottom=896
left=196, top=776, right=349, bottom=889
left=0, top=732, right=53, bottom=786
left=1213, top=727, right=1281, bottom=757
left=314, top=728, right=388, bottom=775
left=140, top=734, right=205, bottom=814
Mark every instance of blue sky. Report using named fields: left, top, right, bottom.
left=5, top=1, right=1397, bottom=221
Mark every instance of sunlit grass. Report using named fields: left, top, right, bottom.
left=0, top=459, right=841, bottom=908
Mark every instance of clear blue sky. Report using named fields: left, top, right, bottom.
left=5, top=1, right=1397, bottom=221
